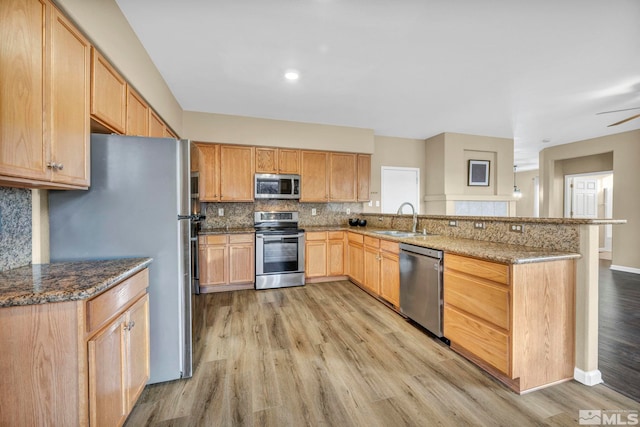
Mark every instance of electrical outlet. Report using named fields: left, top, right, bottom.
left=510, top=224, right=524, bottom=233
left=448, top=220, right=458, bottom=227
left=375, top=201, right=380, bottom=207
left=311, top=208, right=317, bottom=216
left=218, top=208, right=224, bottom=217
left=368, top=201, right=372, bottom=207
left=346, top=208, right=351, bottom=215
left=474, top=222, right=485, bottom=229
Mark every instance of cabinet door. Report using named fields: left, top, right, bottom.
left=329, top=152, right=357, bottom=201
left=306, top=240, right=328, bottom=278
left=327, top=236, right=345, bottom=276
left=126, top=87, right=149, bottom=136
left=229, top=236, right=255, bottom=284
left=49, top=6, right=90, bottom=187
left=220, top=145, right=254, bottom=201
left=347, top=242, right=364, bottom=285
left=197, top=143, right=220, bottom=201
left=148, top=109, right=165, bottom=137
left=88, top=314, right=127, bottom=427
left=380, top=251, right=400, bottom=306
left=90, top=47, right=126, bottom=134
left=126, top=294, right=150, bottom=410
left=300, top=151, right=328, bottom=202
left=255, top=147, right=278, bottom=174
left=357, top=154, right=371, bottom=202
left=0, top=0, right=49, bottom=182
left=278, top=149, right=300, bottom=174
left=199, top=243, right=227, bottom=286
left=363, top=245, right=380, bottom=294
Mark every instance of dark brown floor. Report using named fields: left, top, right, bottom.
left=599, top=259, right=640, bottom=402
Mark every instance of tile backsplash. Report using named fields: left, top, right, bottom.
left=200, top=200, right=364, bottom=230
left=0, top=187, right=32, bottom=271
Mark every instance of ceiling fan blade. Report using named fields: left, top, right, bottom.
left=597, top=106, right=640, bottom=115
left=608, top=113, right=640, bottom=127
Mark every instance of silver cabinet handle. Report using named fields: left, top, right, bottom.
left=47, top=162, right=64, bottom=170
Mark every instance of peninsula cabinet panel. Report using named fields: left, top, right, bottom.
left=329, top=152, right=357, bottom=201
left=126, top=87, right=149, bottom=137
left=443, top=253, right=575, bottom=393
left=220, top=145, right=254, bottom=202
left=300, top=150, right=329, bottom=202
left=0, top=0, right=90, bottom=189
left=90, top=47, right=126, bottom=134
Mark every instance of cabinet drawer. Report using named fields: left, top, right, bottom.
left=363, top=236, right=380, bottom=248
left=86, top=269, right=149, bottom=335
left=444, top=271, right=510, bottom=330
left=444, top=305, right=510, bottom=375
left=327, top=231, right=344, bottom=240
left=306, top=231, right=327, bottom=241
left=229, top=233, right=254, bottom=244
left=202, top=235, right=227, bottom=245
left=348, top=232, right=363, bottom=244
left=445, top=253, right=509, bottom=285
left=379, top=239, right=399, bottom=254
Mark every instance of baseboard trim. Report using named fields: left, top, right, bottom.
left=574, top=368, right=603, bottom=386
left=610, top=264, right=640, bottom=275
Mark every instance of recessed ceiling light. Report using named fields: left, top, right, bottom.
left=284, top=70, right=299, bottom=81
left=542, top=138, right=551, bottom=143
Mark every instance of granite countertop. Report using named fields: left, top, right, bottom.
left=199, top=227, right=255, bottom=235
left=302, top=226, right=580, bottom=264
left=0, top=257, right=152, bottom=308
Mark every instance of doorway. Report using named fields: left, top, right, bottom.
left=381, top=166, right=420, bottom=214
left=564, top=171, right=614, bottom=254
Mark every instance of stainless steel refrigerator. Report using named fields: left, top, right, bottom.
left=49, top=133, right=194, bottom=384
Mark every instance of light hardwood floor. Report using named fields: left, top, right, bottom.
left=126, top=281, right=639, bottom=426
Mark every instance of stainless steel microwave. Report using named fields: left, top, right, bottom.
left=255, top=174, right=300, bottom=199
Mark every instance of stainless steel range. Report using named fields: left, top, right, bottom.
left=254, top=211, right=305, bottom=290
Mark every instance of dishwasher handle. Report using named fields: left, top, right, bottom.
left=399, top=243, right=443, bottom=259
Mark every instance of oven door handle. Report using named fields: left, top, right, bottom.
left=257, top=233, right=305, bottom=242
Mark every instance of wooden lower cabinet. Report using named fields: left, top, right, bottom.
left=0, top=268, right=149, bottom=426
left=199, top=233, right=255, bottom=292
left=346, top=232, right=364, bottom=284
left=379, top=241, right=400, bottom=307
left=305, top=231, right=345, bottom=280
left=443, top=253, right=575, bottom=393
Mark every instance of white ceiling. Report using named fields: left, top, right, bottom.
left=116, top=0, right=640, bottom=170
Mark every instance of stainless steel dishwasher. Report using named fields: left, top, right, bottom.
left=399, top=243, right=444, bottom=337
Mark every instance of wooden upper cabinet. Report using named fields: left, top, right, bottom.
left=163, top=126, right=177, bottom=139
left=194, top=143, right=220, bottom=201
left=357, top=154, right=371, bottom=202
left=126, top=87, right=149, bottom=136
left=49, top=6, right=91, bottom=187
left=220, top=145, right=254, bottom=201
left=90, top=47, right=126, bottom=134
left=0, top=0, right=90, bottom=188
left=148, top=109, right=165, bottom=137
left=329, top=152, right=357, bottom=201
left=255, top=147, right=300, bottom=174
left=0, top=0, right=49, bottom=182
left=300, top=151, right=329, bottom=202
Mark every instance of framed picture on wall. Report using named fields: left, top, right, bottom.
left=468, top=160, right=490, bottom=186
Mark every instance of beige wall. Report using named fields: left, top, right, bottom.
left=363, top=136, right=427, bottom=214
left=54, top=0, right=183, bottom=134
left=425, top=132, right=515, bottom=214
left=514, top=169, right=539, bottom=217
left=540, top=129, right=640, bottom=269
left=182, top=112, right=375, bottom=153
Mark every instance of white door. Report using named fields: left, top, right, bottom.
left=381, top=167, right=420, bottom=214
left=565, top=176, right=598, bottom=218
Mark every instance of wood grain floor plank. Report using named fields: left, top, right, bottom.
left=125, top=281, right=640, bottom=427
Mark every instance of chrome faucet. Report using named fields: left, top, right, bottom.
left=396, top=202, right=417, bottom=233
